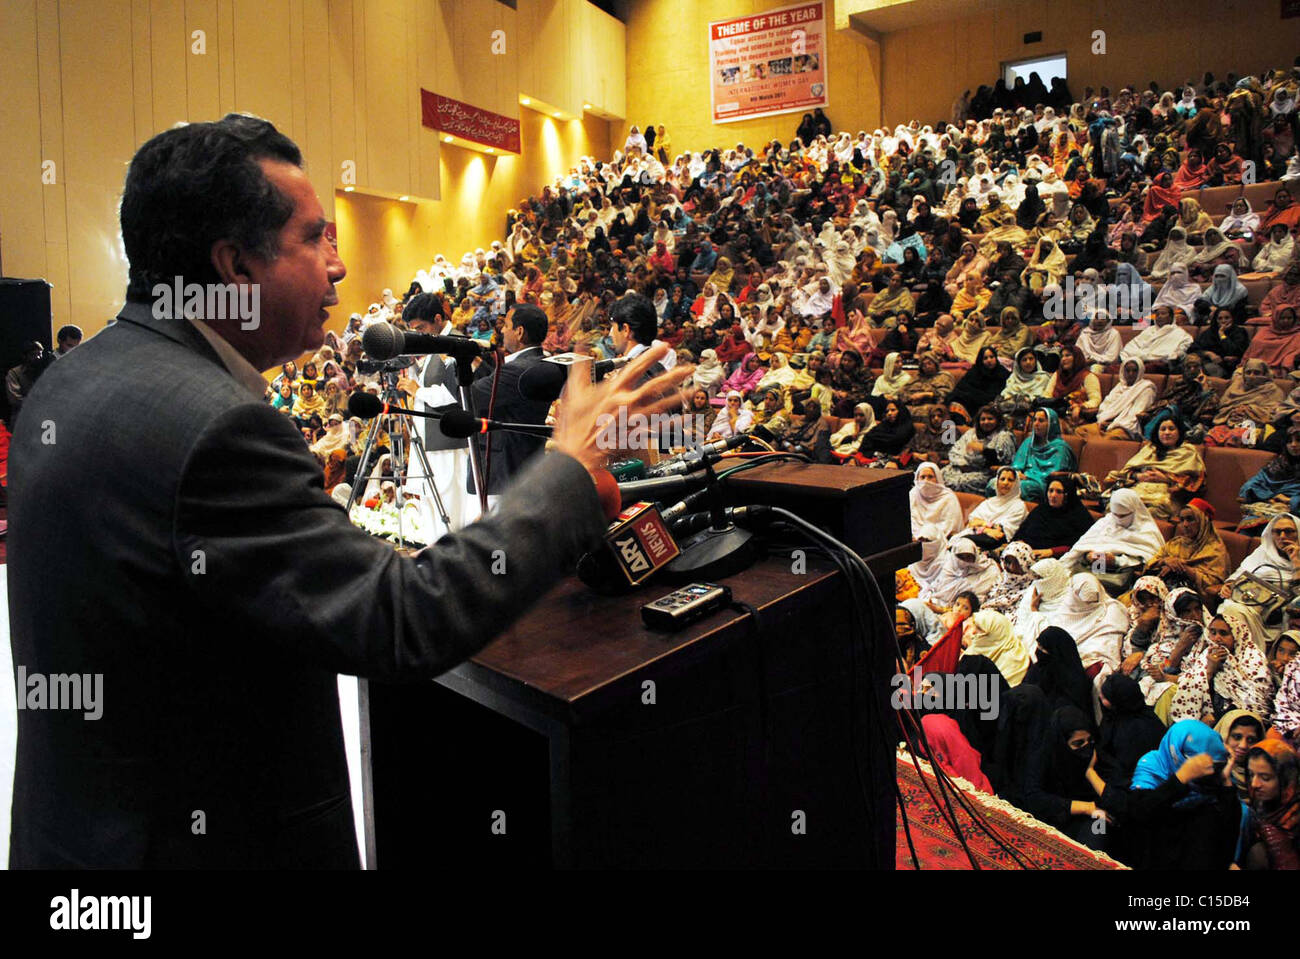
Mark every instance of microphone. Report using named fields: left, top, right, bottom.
left=542, top=352, right=632, bottom=380
left=440, top=408, right=553, bottom=439
left=576, top=500, right=681, bottom=594
left=363, top=321, right=489, bottom=361
left=346, top=392, right=447, bottom=421
left=646, top=431, right=752, bottom=476
left=616, top=470, right=710, bottom=507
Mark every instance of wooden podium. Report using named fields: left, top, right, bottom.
left=366, top=463, right=917, bottom=868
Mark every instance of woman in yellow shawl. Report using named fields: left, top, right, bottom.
left=1178, top=197, right=1214, bottom=240
left=950, top=272, right=992, bottom=321
left=1021, top=237, right=1067, bottom=294
left=706, top=256, right=735, bottom=296
left=1143, top=500, right=1230, bottom=596
left=1105, top=408, right=1205, bottom=520
left=961, top=609, right=1030, bottom=686
left=951, top=314, right=989, bottom=365
left=987, top=306, right=1036, bottom=356
left=292, top=381, right=329, bottom=421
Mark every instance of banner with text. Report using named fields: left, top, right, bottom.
left=708, top=1, right=827, bottom=125
left=421, top=90, right=521, bottom=153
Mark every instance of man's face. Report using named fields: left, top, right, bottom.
left=237, top=160, right=345, bottom=370
left=611, top=322, right=630, bottom=355
left=58, top=334, right=81, bottom=352
left=503, top=311, right=523, bottom=352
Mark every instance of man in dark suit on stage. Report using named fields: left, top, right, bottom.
left=6, top=113, right=688, bottom=868
left=468, top=303, right=552, bottom=503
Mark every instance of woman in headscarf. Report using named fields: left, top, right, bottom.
left=1242, top=739, right=1300, bottom=870
left=1215, top=709, right=1266, bottom=800
left=291, top=381, right=328, bottom=422
left=1244, top=306, right=1300, bottom=377
left=1225, top=513, right=1300, bottom=602
left=1221, top=196, right=1261, bottom=243
left=1023, top=626, right=1095, bottom=716
left=950, top=314, right=989, bottom=366
left=901, top=522, right=949, bottom=603
left=1020, top=237, right=1067, bottom=294
left=830, top=402, right=875, bottom=461
left=919, top=714, right=994, bottom=794
left=1189, top=306, right=1250, bottom=378
left=1242, top=426, right=1300, bottom=521
left=1010, top=407, right=1076, bottom=502
left=1062, top=571, right=1131, bottom=683
left=1176, top=195, right=1214, bottom=237
left=910, top=461, right=963, bottom=538
left=706, top=390, right=754, bottom=439
left=1045, top=346, right=1102, bottom=432
left=1194, top=228, right=1247, bottom=275
left=1118, top=715, right=1251, bottom=870
left=1259, top=187, right=1300, bottom=234
left=1144, top=500, right=1230, bottom=596
left=1097, top=672, right=1166, bottom=782
left=923, top=536, right=1002, bottom=608
left=1203, top=262, right=1250, bottom=319
left=1105, top=408, right=1205, bottom=520
left=949, top=272, right=992, bottom=322
left=985, top=306, right=1035, bottom=360
left=1254, top=223, right=1298, bottom=276
left=1169, top=614, right=1274, bottom=724
left=690, top=348, right=725, bottom=397
left=996, top=348, right=1051, bottom=424
left=720, top=352, right=766, bottom=397
left=1063, top=487, right=1165, bottom=581
left=981, top=541, right=1037, bottom=623
left=776, top=397, right=833, bottom=464
left=961, top=465, right=1028, bottom=547
left=942, top=405, right=1017, bottom=493
left=1207, top=359, right=1285, bottom=446
left=865, top=272, right=914, bottom=323
left=899, top=352, right=955, bottom=409
left=1079, top=358, right=1158, bottom=440
left=961, top=609, right=1030, bottom=686
left=872, top=351, right=913, bottom=399
left=1148, top=228, right=1197, bottom=281
left=944, top=241, right=989, bottom=296
left=1076, top=310, right=1122, bottom=366
left=852, top=398, right=916, bottom=462
left=1013, top=558, right=1073, bottom=653
left=1019, top=704, right=1113, bottom=849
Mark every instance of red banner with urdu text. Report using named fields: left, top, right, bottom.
left=421, top=90, right=521, bottom=153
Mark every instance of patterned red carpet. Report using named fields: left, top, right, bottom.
left=895, top=752, right=1125, bottom=870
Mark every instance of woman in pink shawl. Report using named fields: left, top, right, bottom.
left=1243, top=306, right=1300, bottom=375
left=919, top=714, right=993, bottom=793
left=830, top=305, right=875, bottom=365
left=1260, top=262, right=1300, bottom=320
left=721, top=353, right=766, bottom=397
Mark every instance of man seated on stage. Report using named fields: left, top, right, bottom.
left=6, top=112, right=690, bottom=869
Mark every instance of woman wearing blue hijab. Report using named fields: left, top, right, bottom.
left=1008, top=407, right=1076, bottom=502
left=690, top=241, right=718, bottom=275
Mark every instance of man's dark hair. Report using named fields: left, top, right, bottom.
left=508, top=304, right=548, bottom=347
left=611, top=292, right=657, bottom=346
left=56, top=325, right=82, bottom=343
left=403, top=292, right=447, bottom=326
left=120, top=113, right=302, bottom=301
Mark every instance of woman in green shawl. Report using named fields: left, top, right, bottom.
left=1007, top=407, right=1077, bottom=502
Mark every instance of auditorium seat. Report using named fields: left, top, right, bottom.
left=1077, top=437, right=1139, bottom=481
left=1220, top=529, right=1257, bottom=573
left=1200, top=446, right=1275, bottom=528
left=1244, top=277, right=1273, bottom=310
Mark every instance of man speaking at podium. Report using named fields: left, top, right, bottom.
left=6, top=114, right=688, bottom=869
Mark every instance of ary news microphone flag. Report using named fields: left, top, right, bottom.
left=604, top=502, right=680, bottom=585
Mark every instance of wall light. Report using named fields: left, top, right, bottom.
left=583, top=103, right=591, bottom=110
left=521, top=97, right=531, bottom=105
left=486, top=148, right=494, bottom=154
left=443, top=135, right=453, bottom=142
left=399, top=195, right=410, bottom=202
left=343, top=186, right=355, bottom=192
left=553, top=112, right=562, bottom=119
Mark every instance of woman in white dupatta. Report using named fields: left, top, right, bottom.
left=923, top=536, right=1002, bottom=607
left=910, top=461, right=963, bottom=538
left=908, top=523, right=950, bottom=598
left=1147, top=267, right=1202, bottom=320
left=1082, top=357, right=1158, bottom=439
left=961, top=466, right=1028, bottom=543
left=1149, top=228, right=1198, bottom=280
left=874, top=352, right=915, bottom=399
left=1014, top=558, right=1073, bottom=655
left=1077, top=310, right=1122, bottom=365
left=1057, top=572, right=1130, bottom=694
left=1062, top=488, right=1166, bottom=574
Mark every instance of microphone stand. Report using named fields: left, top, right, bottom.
left=450, top=345, right=495, bottom=516
left=663, top=455, right=757, bottom=581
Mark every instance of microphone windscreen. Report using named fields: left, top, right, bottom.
left=517, top=362, right=569, bottom=402
left=361, top=321, right=402, bottom=360
left=440, top=408, right=482, bottom=438
left=347, top=391, right=385, bottom=419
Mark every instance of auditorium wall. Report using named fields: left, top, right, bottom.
left=334, top=108, right=610, bottom=324
left=616, top=0, right=884, bottom=155
left=617, top=0, right=1299, bottom=156
left=0, top=0, right=622, bottom=345
left=874, top=0, right=1300, bottom=130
